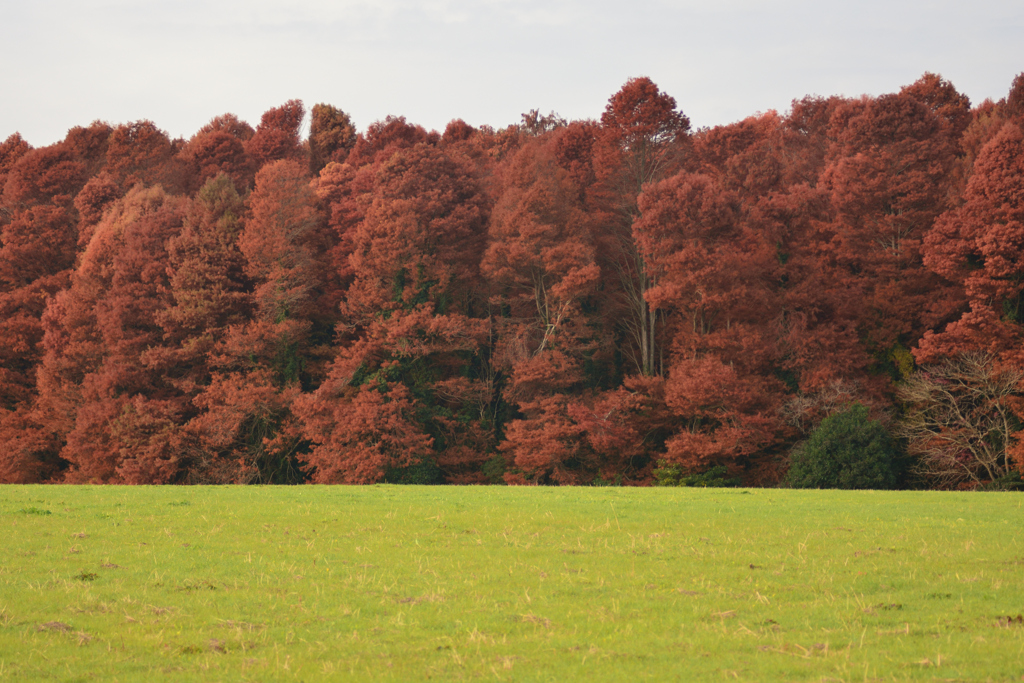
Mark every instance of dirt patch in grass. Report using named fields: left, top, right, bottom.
left=37, top=621, right=72, bottom=633
left=515, top=614, right=552, bottom=628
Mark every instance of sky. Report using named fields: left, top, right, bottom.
left=2, top=0, right=1022, bottom=147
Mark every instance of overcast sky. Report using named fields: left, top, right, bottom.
left=3, top=0, right=1022, bottom=147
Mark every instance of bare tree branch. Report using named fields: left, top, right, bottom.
left=897, top=353, right=1023, bottom=488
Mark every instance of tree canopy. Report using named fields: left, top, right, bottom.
left=2, top=75, right=1024, bottom=489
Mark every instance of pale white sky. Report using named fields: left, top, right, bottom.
left=2, top=0, right=1021, bottom=146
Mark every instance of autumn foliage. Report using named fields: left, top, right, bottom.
left=2, top=75, right=1024, bottom=488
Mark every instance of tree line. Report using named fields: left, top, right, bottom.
left=1, top=73, right=1023, bottom=489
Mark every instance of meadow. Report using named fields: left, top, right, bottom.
left=0, top=485, right=1022, bottom=682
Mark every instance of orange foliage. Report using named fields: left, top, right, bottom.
left=4, top=73, right=1022, bottom=487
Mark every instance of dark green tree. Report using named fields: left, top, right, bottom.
left=786, top=404, right=901, bottom=489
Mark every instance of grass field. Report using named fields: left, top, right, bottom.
left=0, top=485, right=1022, bottom=681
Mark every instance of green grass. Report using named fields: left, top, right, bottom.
left=0, top=486, right=1022, bottom=681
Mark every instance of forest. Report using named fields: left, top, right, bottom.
left=1, top=73, right=1023, bottom=489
